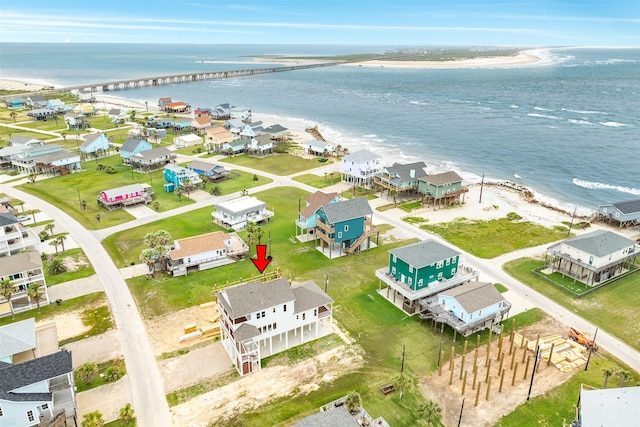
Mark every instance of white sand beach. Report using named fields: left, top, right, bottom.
left=348, top=51, right=542, bottom=69
left=0, top=78, right=53, bottom=91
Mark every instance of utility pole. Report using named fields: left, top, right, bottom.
left=400, top=342, right=406, bottom=374
left=567, top=206, right=578, bottom=237
left=457, top=398, right=465, bottom=427
left=527, top=346, right=541, bottom=401
left=479, top=174, right=484, bottom=203
left=324, top=274, right=329, bottom=293
left=584, top=328, right=598, bottom=371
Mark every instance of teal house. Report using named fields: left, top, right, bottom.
left=315, top=197, right=376, bottom=257
left=418, top=171, right=467, bottom=209
left=295, top=190, right=339, bottom=238
left=388, top=239, right=461, bottom=291
left=376, top=239, right=479, bottom=314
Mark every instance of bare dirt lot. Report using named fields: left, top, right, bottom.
left=419, top=317, right=576, bottom=427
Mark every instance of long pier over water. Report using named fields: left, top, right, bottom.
left=2, top=61, right=342, bottom=99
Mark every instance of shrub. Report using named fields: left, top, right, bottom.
left=506, top=212, right=523, bottom=221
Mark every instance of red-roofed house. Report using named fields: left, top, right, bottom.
left=163, top=101, right=190, bottom=113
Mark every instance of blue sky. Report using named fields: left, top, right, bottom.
left=1, top=0, right=638, bottom=46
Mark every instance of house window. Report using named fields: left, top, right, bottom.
left=445, top=258, right=450, bottom=266
left=261, top=311, right=265, bottom=318
left=437, top=261, right=444, bottom=268
left=257, top=312, right=261, bottom=319
left=392, top=255, right=397, bottom=263
left=273, top=323, right=277, bottom=330
left=41, top=404, right=48, bottom=411
left=27, top=410, right=35, bottom=422
left=314, top=309, right=317, bottom=316
left=338, top=231, right=342, bottom=238
left=302, top=313, right=306, bottom=320
left=273, top=307, right=276, bottom=313
left=284, top=304, right=287, bottom=312
left=408, top=277, right=413, bottom=286
left=418, top=279, right=423, bottom=286
left=391, top=267, right=396, bottom=275
left=409, top=265, right=413, bottom=273
left=344, top=225, right=349, bottom=232
left=451, top=268, right=456, bottom=275
left=438, top=272, right=443, bottom=280
left=0, top=404, right=3, bottom=416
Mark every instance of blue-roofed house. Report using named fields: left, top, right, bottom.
left=295, top=190, right=340, bottom=238
left=187, top=160, right=230, bottom=182
left=120, top=138, right=152, bottom=161
left=315, top=197, right=377, bottom=257
left=340, top=149, right=383, bottom=188
left=597, top=198, right=640, bottom=229
left=79, top=133, right=110, bottom=156
left=239, top=121, right=264, bottom=138
left=4, top=98, right=25, bottom=109
left=0, top=350, right=77, bottom=426
left=545, top=230, right=638, bottom=286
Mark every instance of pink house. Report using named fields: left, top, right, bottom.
left=97, top=183, right=154, bottom=210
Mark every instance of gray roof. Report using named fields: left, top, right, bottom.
left=27, top=95, right=45, bottom=102
left=262, top=124, right=288, bottom=135
left=294, top=405, right=357, bottom=427
left=0, top=350, right=73, bottom=402
left=121, top=138, right=147, bottom=153
left=0, top=212, right=19, bottom=226
left=320, top=197, right=372, bottom=224
left=133, top=146, right=172, bottom=160
left=214, top=196, right=267, bottom=217
left=389, top=239, right=461, bottom=268
left=564, top=230, right=635, bottom=257
left=440, top=282, right=505, bottom=314
left=420, top=171, right=463, bottom=186
left=187, top=160, right=218, bottom=173
left=0, top=318, right=36, bottom=360
left=343, top=149, right=380, bottom=163
left=217, top=278, right=295, bottom=319
left=234, top=323, right=261, bottom=342
left=291, top=281, right=333, bottom=314
left=381, top=161, right=428, bottom=184
left=102, top=183, right=145, bottom=199
left=609, top=198, right=640, bottom=215
left=0, top=250, right=43, bottom=278
left=10, top=136, right=40, bottom=146
left=580, top=386, right=640, bottom=427
left=36, top=150, right=78, bottom=164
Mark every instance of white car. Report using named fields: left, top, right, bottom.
left=16, top=215, right=30, bottom=222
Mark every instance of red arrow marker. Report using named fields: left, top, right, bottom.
left=251, top=244, right=272, bottom=273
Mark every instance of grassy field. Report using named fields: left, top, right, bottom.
left=220, top=153, right=332, bottom=176
left=59, top=304, right=114, bottom=345
left=504, top=258, right=640, bottom=352
left=17, top=120, right=68, bottom=132
left=74, top=358, right=126, bottom=392
left=0, top=292, right=107, bottom=328
left=421, top=215, right=570, bottom=258
left=3, top=129, right=56, bottom=142
left=496, top=353, right=640, bottom=426
left=44, top=247, right=96, bottom=285
left=292, top=172, right=341, bottom=188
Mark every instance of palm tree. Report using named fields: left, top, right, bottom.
left=81, top=200, right=87, bottom=211
left=26, top=282, right=44, bottom=313
left=38, top=230, right=50, bottom=242
left=45, top=223, right=55, bottom=236
left=9, top=111, right=17, bottom=122
left=104, top=365, right=122, bottom=381
left=0, top=279, right=15, bottom=318
left=77, top=362, right=98, bottom=385
left=175, top=187, right=183, bottom=201
left=210, top=186, right=221, bottom=196
left=335, top=144, right=342, bottom=156
left=56, top=234, right=67, bottom=252
left=24, top=208, right=39, bottom=222
left=140, top=248, right=157, bottom=274
left=81, top=410, right=104, bottom=427
left=47, top=258, right=67, bottom=275
left=144, top=230, right=171, bottom=248
left=129, top=110, right=136, bottom=123
left=95, top=213, right=102, bottom=222
left=183, top=177, right=191, bottom=196
left=49, top=239, right=59, bottom=255
left=616, top=369, right=633, bottom=387
left=395, top=371, right=415, bottom=400
left=602, top=368, right=614, bottom=388
left=245, top=221, right=264, bottom=247
left=418, top=400, right=442, bottom=426
left=120, top=403, right=136, bottom=425
left=344, top=390, right=362, bottom=415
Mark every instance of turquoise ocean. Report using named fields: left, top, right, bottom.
left=1, top=43, right=638, bottom=214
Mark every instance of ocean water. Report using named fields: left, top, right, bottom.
left=2, top=43, right=639, bottom=214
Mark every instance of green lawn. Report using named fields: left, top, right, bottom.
left=59, top=304, right=114, bottom=345
left=43, top=247, right=96, bottom=285
left=420, top=215, right=570, bottom=258
left=16, top=119, right=67, bottom=132
left=4, top=130, right=56, bottom=141
left=504, top=258, right=640, bottom=352
left=0, top=292, right=107, bottom=328
left=292, top=172, right=340, bottom=188
left=74, top=358, right=126, bottom=392
left=87, top=115, right=120, bottom=130
left=496, top=354, right=639, bottom=426
left=220, top=153, right=332, bottom=176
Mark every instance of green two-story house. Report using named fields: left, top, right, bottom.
left=315, top=197, right=376, bottom=257
left=376, top=239, right=478, bottom=314
left=418, top=171, right=467, bottom=209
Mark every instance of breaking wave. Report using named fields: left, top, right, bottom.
left=573, top=179, right=640, bottom=196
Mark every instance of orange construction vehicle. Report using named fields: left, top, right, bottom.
left=568, top=327, right=598, bottom=351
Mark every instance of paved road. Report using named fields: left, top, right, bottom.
left=0, top=185, right=173, bottom=427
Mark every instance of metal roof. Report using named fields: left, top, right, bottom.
left=563, top=230, right=636, bottom=257
left=319, top=197, right=372, bottom=224
left=389, top=239, right=461, bottom=268
left=0, top=318, right=36, bottom=360
left=439, top=282, right=505, bottom=314
left=342, top=149, right=380, bottom=163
